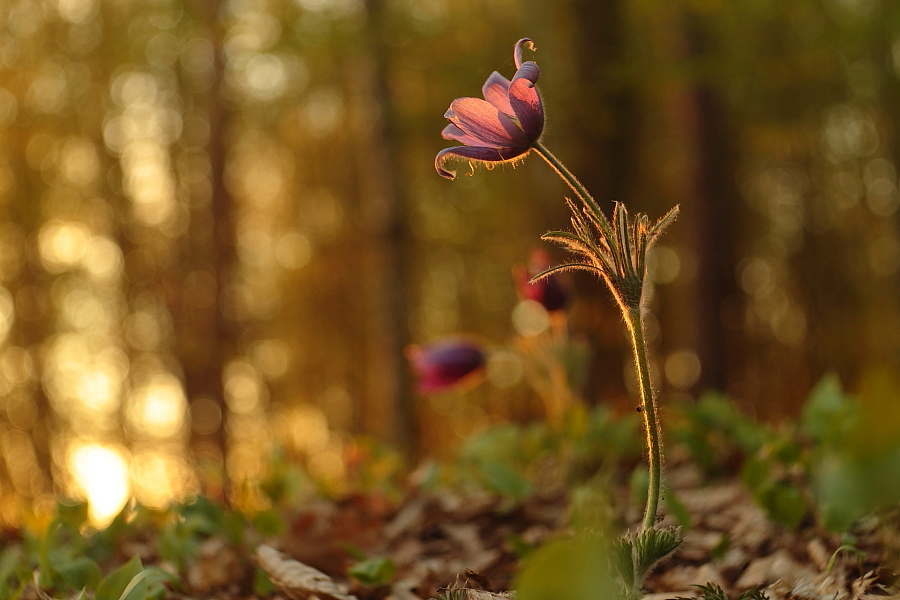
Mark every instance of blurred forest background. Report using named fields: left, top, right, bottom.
left=1, top=0, right=900, bottom=525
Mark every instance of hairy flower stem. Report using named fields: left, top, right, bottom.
left=534, top=141, right=663, bottom=533
left=625, top=306, right=662, bottom=532
left=532, top=143, right=616, bottom=243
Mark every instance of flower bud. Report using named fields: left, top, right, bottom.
left=406, top=339, right=486, bottom=394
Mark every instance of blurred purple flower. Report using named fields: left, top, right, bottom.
left=435, top=38, right=544, bottom=179
left=407, top=339, right=486, bottom=394
left=514, top=248, right=569, bottom=312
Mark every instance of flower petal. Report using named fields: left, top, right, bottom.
left=509, top=62, right=544, bottom=141
left=481, top=71, right=514, bottom=115
left=442, top=123, right=485, bottom=146
left=514, top=38, right=535, bottom=69
left=445, top=97, right=530, bottom=149
left=435, top=145, right=529, bottom=179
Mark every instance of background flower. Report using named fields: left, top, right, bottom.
left=407, top=339, right=487, bottom=394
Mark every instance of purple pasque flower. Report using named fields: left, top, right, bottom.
left=407, top=338, right=486, bottom=394
left=435, top=39, right=544, bottom=179
left=514, top=248, right=569, bottom=312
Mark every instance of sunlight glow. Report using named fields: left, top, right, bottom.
left=76, top=368, right=121, bottom=415
left=512, top=300, right=550, bottom=336
left=224, top=360, right=264, bottom=414
left=38, top=221, right=91, bottom=272
left=56, top=0, right=96, bottom=24
left=289, top=405, right=330, bottom=454
left=132, top=450, right=195, bottom=509
left=664, top=350, right=702, bottom=390
left=127, top=374, right=187, bottom=438
left=69, top=443, right=130, bottom=526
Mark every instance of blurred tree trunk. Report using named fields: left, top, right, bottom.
left=178, top=0, right=234, bottom=499
left=569, top=0, right=641, bottom=405
left=355, top=0, right=416, bottom=458
left=682, top=11, right=740, bottom=395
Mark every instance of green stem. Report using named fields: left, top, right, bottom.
left=533, top=141, right=663, bottom=531
left=532, top=142, right=599, bottom=214
left=532, top=143, right=618, bottom=248
left=626, top=306, right=662, bottom=532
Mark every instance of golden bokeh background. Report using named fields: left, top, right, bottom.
left=0, top=0, right=899, bottom=524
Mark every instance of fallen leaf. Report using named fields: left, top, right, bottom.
left=257, top=544, right=357, bottom=600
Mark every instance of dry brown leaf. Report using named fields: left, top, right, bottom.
left=851, top=570, right=879, bottom=599
left=257, top=544, right=357, bottom=600
left=657, top=563, right=726, bottom=591
left=735, top=548, right=818, bottom=589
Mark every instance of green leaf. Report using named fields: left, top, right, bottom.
left=95, top=556, right=144, bottom=600
left=755, top=482, right=807, bottom=530
left=671, top=582, right=729, bottom=600
left=348, top=557, right=396, bottom=587
left=141, top=567, right=179, bottom=600
left=739, top=455, right=771, bottom=493
left=812, top=447, right=900, bottom=532
left=53, top=557, right=102, bottom=591
left=516, top=536, right=616, bottom=600
left=737, top=587, right=767, bottom=600
left=55, top=501, right=89, bottom=531
left=253, top=567, right=276, bottom=596
left=251, top=509, right=286, bottom=537
left=611, top=536, right=635, bottom=591
left=478, top=461, right=531, bottom=499
left=801, top=373, right=854, bottom=445
left=614, top=526, right=682, bottom=596
left=116, top=572, right=148, bottom=600
left=0, top=546, right=23, bottom=600
left=38, top=520, right=62, bottom=589
left=631, top=526, right=682, bottom=583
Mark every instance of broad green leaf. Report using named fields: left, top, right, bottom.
left=516, top=537, right=616, bottom=600
left=813, top=448, right=900, bottom=532
left=53, top=556, right=102, bottom=591
left=95, top=556, right=144, bottom=600
left=116, top=571, right=148, bottom=600
left=142, top=567, right=179, bottom=600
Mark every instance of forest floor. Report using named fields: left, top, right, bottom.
left=233, top=458, right=897, bottom=600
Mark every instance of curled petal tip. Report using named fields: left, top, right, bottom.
left=434, top=148, right=458, bottom=179
left=514, top=38, right=536, bottom=69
